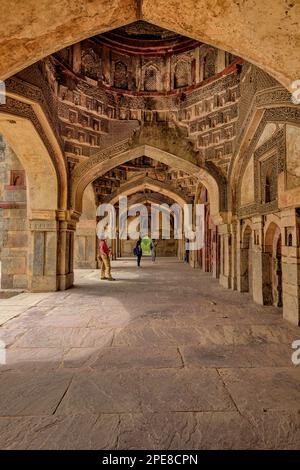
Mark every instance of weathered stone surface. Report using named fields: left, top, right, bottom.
left=0, top=259, right=299, bottom=449
left=137, top=368, right=235, bottom=413
left=91, top=346, right=182, bottom=370
left=56, top=370, right=143, bottom=414
left=1, top=257, right=26, bottom=275
left=0, top=414, right=119, bottom=450
left=57, top=367, right=235, bottom=415
left=2, top=347, right=63, bottom=370
left=181, top=343, right=293, bottom=368
left=0, top=409, right=299, bottom=450
left=12, top=326, right=114, bottom=349
left=0, top=0, right=299, bottom=89
left=113, top=324, right=209, bottom=347
left=0, top=370, right=72, bottom=416
left=219, top=368, right=300, bottom=412
left=118, top=411, right=260, bottom=450
left=63, top=348, right=99, bottom=368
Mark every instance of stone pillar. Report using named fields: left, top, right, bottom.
left=73, top=43, right=81, bottom=74
left=117, top=234, right=121, bottom=258
left=74, top=219, right=97, bottom=268
left=281, top=208, right=300, bottom=326
left=111, top=207, right=118, bottom=261
left=230, top=221, right=237, bottom=290
left=189, top=245, right=197, bottom=268
left=57, top=211, right=76, bottom=291
left=28, top=211, right=59, bottom=292
left=115, top=208, right=119, bottom=259
left=194, top=46, right=201, bottom=84
left=0, top=205, right=28, bottom=289
left=218, top=224, right=231, bottom=289
left=216, top=50, right=226, bottom=73
left=236, top=220, right=247, bottom=292
left=212, top=227, right=219, bottom=278
left=111, top=238, right=117, bottom=261
left=251, top=216, right=265, bottom=305
left=177, top=237, right=185, bottom=261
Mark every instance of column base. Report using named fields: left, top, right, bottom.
left=283, top=284, right=300, bottom=326
left=219, top=274, right=231, bottom=289
left=58, top=273, right=74, bottom=291
left=28, top=275, right=58, bottom=292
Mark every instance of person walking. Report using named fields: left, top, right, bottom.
left=99, top=238, right=115, bottom=280
left=150, top=239, right=158, bottom=263
left=184, top=238, right=190, bottom=264
left=134, top=238, right=143, bottom=267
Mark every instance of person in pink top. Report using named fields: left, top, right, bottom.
left=99, top=238, right=115, bottom=281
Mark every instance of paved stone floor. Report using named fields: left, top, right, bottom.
left=0, top=257, right=300, bottom=449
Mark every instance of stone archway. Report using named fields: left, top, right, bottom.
left=100, top=174, right=189, bottom=262
left=0, top=114, right=59, bottom=213
left=104, top=175, right=190, bottom=208
left=0, top=1, right=298, bottom=90
left=72, top=144, right=222, bottom=223
left=114, top=192, right=179, bottom=260
left=0, top=109, right=69, bottom=291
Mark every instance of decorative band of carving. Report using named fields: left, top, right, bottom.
left=72, top=138, right=132, bottom=183
left=29, top=220, right=58, bottom=231
left=5, top=75, right=64, bottom=153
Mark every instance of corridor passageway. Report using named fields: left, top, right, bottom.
left=0, top=258, right=299, bottom=449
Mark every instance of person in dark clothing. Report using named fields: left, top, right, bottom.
left=184, top=238, right=190, bottom=264
left=134, top=239, right=143, bottom=267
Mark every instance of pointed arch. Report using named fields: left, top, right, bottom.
left=103, top=175, right=190, bottom=207
left=142, top=64, right=161, bottom=92
left=0, top=94, right=67, bottom=211
left=72, top=144, right=222, bottom=223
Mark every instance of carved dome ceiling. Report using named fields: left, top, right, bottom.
left=93, top=21, right=200, bottom=56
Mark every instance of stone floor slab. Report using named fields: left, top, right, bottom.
left=138, top=368, right=235, bottom=413
left=0, top=414, right=119, bottom=450
left=91, top=346, right=183, bottom=370
left=181, top=343, right=293, bottom=368
left=0, top=370, right=72, bottom=416
left=219, top=368, right=300, bottom=412
left=56, top=370, right=143, bottom=414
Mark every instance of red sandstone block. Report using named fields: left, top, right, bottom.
left=6, top=232, right=28, bottom=248
left=1, top=257, right=26, bottom=275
